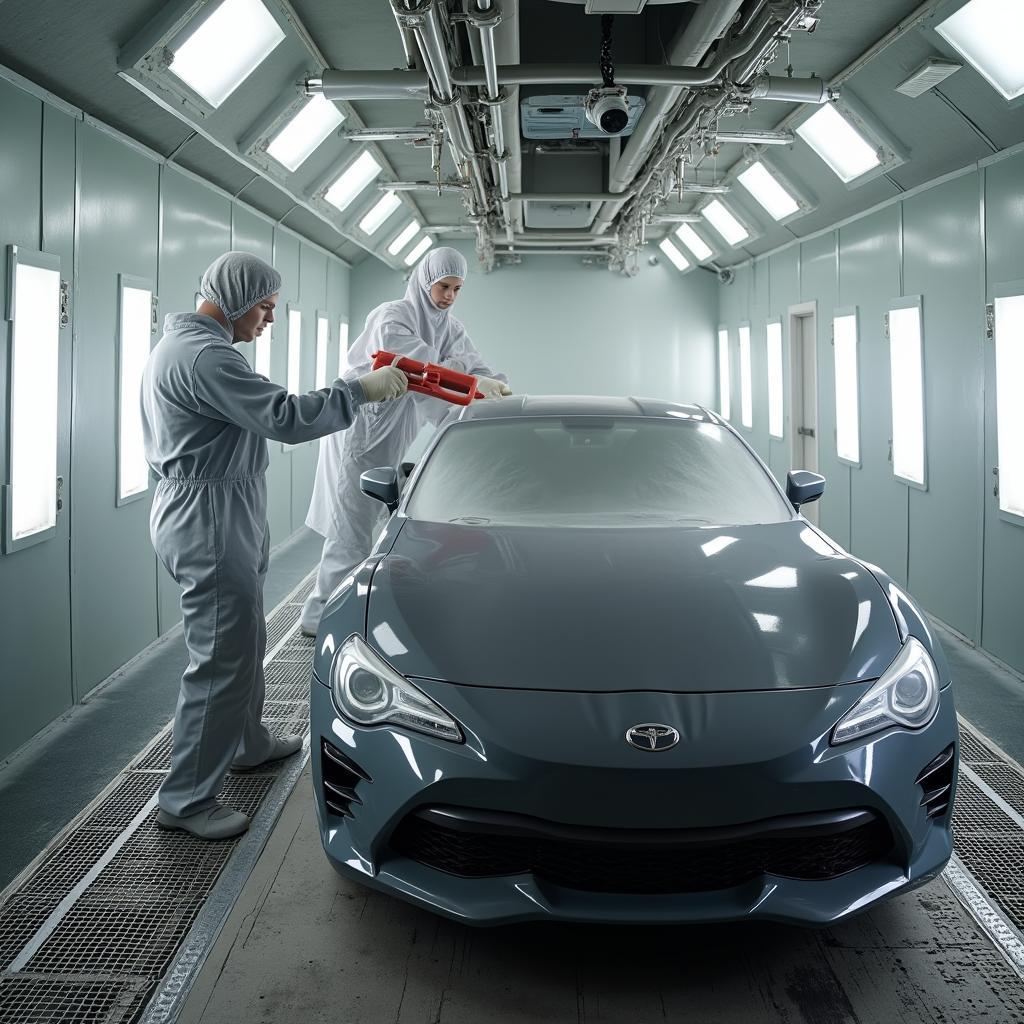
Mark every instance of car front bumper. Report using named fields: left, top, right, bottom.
left=309, top=675, right=957, bottom=926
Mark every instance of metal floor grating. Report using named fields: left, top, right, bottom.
left=960, top=726, right=1003, bottom=765
left=0, top=572, right=315, bottom=1023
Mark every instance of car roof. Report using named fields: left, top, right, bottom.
left=451, top=395, right=718, bottom=422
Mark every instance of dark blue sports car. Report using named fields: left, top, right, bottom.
left=309, top=396, right=957, bottom=925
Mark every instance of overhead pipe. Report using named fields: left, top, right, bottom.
left=310, top=71, right=429, bottom=101
left=748, top=74, right=833, bottom=104
left=471, top=0, right=511, bottom=237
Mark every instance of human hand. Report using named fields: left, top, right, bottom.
left=358, top=365, right=408, bottom=402
left=476, top=375, right=512, bottom=399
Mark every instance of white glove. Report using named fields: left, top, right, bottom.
left=357, top=365, right=408, bottom=402
left=476, top=375, right=512, bottom=399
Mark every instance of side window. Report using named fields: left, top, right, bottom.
left=117, top=275, right=155, bottom=505
left=888, top=297, right=926, bottom=487
left=993, top=289, right=1024, bottom=519
left=833, top=309, right=861, bottom=466
left=766, top=320, right=784, bottom=440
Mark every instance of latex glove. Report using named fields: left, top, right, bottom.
left=476, top=375, right=512, bottom=399
left=357, top=365, right=408, bottom=402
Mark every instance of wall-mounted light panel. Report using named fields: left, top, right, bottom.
left=255, top=322, right=272, bottom=379
left=718, top=328, right=731, bottom=421
left=701, top=199, right=750, bottom=246
left=286, top=307, right=302, bottom=395
left=325, top=151, right=382, bottom=213
left=388, top=220, right=420, bottom=256
left=657, top=238, right=690, bottom=272
left=833, top=310, right=861, bottom=465
left=4, top=246, right=61, bottom=552
left=405, top=236, right=432, bottom=266
left=266, top=94, right=345, bottom=172
left=359, top=191, right=402, bottom=236
left=739, top=324, right=753, bottom=429
left=315, top=313, right=329, bottom=389
left=797, top=103, right=885, bottom=184
left=888, top=298, right=926, bottom=487
left=168, top=0, right=285, bottom=108
left=766, top=320, right=784, bottom=439
left=339, top=320, right=350, bottom=377
left=675, top=223, right=714, bottom=262
left=936, top=0, right=1024, bottom=101
left=117, top=276, right=154, bottom=505
left=993, top=289, right=1024, bottom=519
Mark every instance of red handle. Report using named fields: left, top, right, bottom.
left=372, top=350, right=483, bottom=405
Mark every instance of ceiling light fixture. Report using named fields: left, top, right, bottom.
left=324, top=151, right=382, bottom=212
left=266, top=94, right=345, bottom=172
left=936, top=0, right=1024, bottom=100
left=796, top=104, right=881, bottom=183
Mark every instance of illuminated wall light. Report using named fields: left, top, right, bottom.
left=287, top=308, right=302, bottom=395
left=255, top=322, right=272, bottom=378
left=675, top=223, right=713, bottom=262
left=266, top=94, right=345, bottom=172
left=325, top=151, right=382, bottom=213
left=702, top=199, right=749, bottom=246
left=718, top=328, right=731, bottom=421
left=118, top=284, right=152, bottom=501
left=739, top=325, right=752, bottom=428
left=404, top=236, right=432, bottom=265
left=994, top=294, right=1024, bottom=517
left=738, top=161, right=800, bottom=221
left=766, top=320, right=784, bottom=439
left=388, top=220, right=420, bottom=256
left=657, top=238, right=690, bottom=271
left=888, top=304, right=926, bottom=485
left=7, top=257, right=60, bottom=543
left=936, top=0, right=1024, bottom=101
left=315, top=315, right=329, bottom=389
left=833, top=313, right=861, bottom=464
left=169, top=0, right=285, bottom=108
left=359, top=191, right=402, bottom=236
left=338, top=321, right=350, bottom=377
left=796, top=104, right=880, bottom=183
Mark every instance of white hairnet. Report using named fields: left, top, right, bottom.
left=200, top=251, right=282, bottom=321
left=416, top=246, right=468, bottom=293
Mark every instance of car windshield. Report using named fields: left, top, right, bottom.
left=406, top=417, right=793, bottom=528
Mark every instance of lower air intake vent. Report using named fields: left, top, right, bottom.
left=320, top=739, right=371, bottom=818
left=917, top=743, right=956, bottom=819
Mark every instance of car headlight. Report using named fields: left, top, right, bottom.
left=832, top=636, right=940, bottom=745
left=331, top=634, right=463, bottom=743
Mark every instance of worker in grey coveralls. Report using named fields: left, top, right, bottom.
left=140, top=251, right=408, bottom=840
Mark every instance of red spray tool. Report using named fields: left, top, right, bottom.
left=372, top=350, right=483, bottom=405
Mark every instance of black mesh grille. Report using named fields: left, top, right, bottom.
left=320, top=739, right=371, bottom=819
left=917, top=743, right=956, bottom=819
left=390, top=809, right=894, bottom=894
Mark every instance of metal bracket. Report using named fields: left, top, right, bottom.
left=151, top=294, right=159, bottom=334
left=59, top=279, right=70, bottom=329
left=883, top=312, right=890, bottom=340
left=985, top=303, right=995, bottom=340
left=993, top=466, right=999, bottom=498
left=56, top=476, right=64, bottom=514
left=797, top=426, right=816, bottom=438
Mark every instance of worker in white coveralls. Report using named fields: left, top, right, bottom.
left=140, top=251, right=409, bottom=840
left=300, top=246, right=511, bottom=636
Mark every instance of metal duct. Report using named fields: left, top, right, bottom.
left=748, top=73, right=831, bottom=104
left=313, top=70, right=429, bottom=101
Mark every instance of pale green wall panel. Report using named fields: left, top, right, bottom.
left=231, top=205, right=273, bottom=377
left=903, top=172, right=983, bottom=641
left=840, top=206, right=909, bottom=587
left=800, top=232, right=849, bottom=549
left=767, top=249, right=799, bottom=484
left=71, top=123, right=160, bottom=696
left=981, top=151, right=1024, bottom=668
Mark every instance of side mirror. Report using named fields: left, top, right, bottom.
left=786, top=470, right=826, bottom=510
left=360, top=467, right=400, bottom=512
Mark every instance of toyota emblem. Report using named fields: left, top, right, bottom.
left=626, top=724, right=680, bottom=752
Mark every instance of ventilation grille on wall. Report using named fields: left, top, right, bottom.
left=895, top=58, right=961, bottom=98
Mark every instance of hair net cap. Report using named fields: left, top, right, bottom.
left=200, top=251, right=282, bottom=321
left=417, top=246, right=468, bottom=294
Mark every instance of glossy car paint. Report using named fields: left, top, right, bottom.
left=310, top=397, right=957, bottom=925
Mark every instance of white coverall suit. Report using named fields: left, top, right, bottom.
left=301, top=247, right=508, bottom=632
left=141, top=258, right=370, bottom=819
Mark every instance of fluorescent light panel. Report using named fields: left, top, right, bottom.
left=388, top=220, right=420, bottom=256
left=738, top=161, right=800, bottom=221
left=658, top=238, right=690, bottom=271
left=739, top=325, right=752, bottom=428
left=405, top=236, right=432, bottom=265
left=287, top=308, right=302, bottom=394
left=169, top=0, right=285, bottom=108
left=338, top=321, right=350, bottom=376
left=119, top=286, right=152, bottom=500
left=315, top=315, right=329, bottom=389
left=718, top=329, right=731, bottom=421
left=255, top=322, right=272, bottom=378
left=888, top=305, right=926, bottom=485
left=797, top=104, right=880, bottom=183
left=359, top=191, right=402, bottom=235
left=267, top=94, right=345, bottom=172
left=994, top=294, right=1024, bottom=516
left=766, top=321, right=784, bottom=438
left=675, top=223, right=713, bottom=261
left=936, top=0, right=1024, bottom=101
left=833, top=314, right=860, bottom=463
left=702, top=199, right=749, bottom=246
left=325, top=151, right=382, bottom=213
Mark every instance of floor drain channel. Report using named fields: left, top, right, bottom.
left=0, top=570, right=315, bottom=1024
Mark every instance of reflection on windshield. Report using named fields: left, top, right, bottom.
left=408, top=418, right=793, bottom=529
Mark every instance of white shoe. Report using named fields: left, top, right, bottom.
left=299, top=626, right=316, bottom=638
left=231, top=733, right=304, bottom=771
left=156, top=802, right=249, bottom=840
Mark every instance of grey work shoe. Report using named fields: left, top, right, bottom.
left=231, top=733, right=304, bottom=772
left=155, top=802, right=250, bottom=840
left=299, top=625, right=316, bottom=638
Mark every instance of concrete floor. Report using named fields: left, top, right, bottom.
left=178, top=765, right=1024, bottom=1024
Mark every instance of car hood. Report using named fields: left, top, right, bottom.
left=364, top=518, right=902, bottom=693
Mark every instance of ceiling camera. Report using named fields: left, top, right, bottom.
left=585, top=86, right=629, bottom=136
